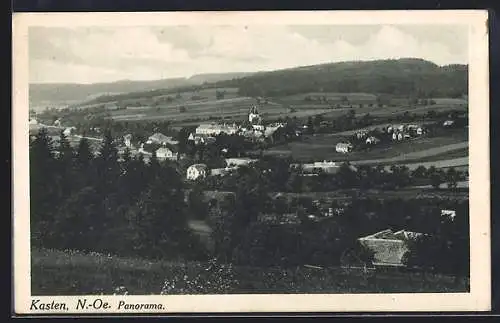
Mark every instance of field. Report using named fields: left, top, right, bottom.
left=32, top=248, right=468, bottom=295
left=71, top=86, right=468, bottom=127
left=264, top=128, right=468, bottom=164
left=105, top=96, right=335, bottom=123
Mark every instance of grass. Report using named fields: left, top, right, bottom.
left=32, top=248, right=469, bottom=296
left=393, top=148, right=468, bottom=164
left=89, top=89, right=468, bottom=124
left=264, top=129, right=468, bottom=163
left=265, top=187, right=469, bottom=202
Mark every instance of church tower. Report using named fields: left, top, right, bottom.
left=248, top=105, right=261, bottom=124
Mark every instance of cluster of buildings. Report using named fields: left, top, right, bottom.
left=187, top=106, right=285, bottom=146
left=386, top=124, right=425, bottom=141
left=290, top=160, right=356, bottom=175
left=334, top=123, right=427, bottom=154
left=186, top=157, right=258, bottom=180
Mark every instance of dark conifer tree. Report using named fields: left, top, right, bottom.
left=30, top=128, right=58, bottom=247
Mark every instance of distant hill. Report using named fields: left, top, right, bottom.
left=187, top=72, right=254, bottom=84
left=30, top=58, right=467, bottom=109
left=29, top=72, right=254, bottom=109
left=217, top=58, right=468, bottom=99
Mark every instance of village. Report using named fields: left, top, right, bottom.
left=29, top=101, right=467, bottom=271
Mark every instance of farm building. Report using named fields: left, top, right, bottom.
left=291, top=162, right=356, bottom=174
left=195, top=123, right=240, bottom=136
left=392, top=132, right=404, bottom=141
left=156, top=147, right=178, bottom=160
left=443, top=120, right=455, bottom=127
left=63, top=127, right=76, bottom=136
left=365, top=136, right=380, bottom=145
left=358, top=229, right=425, bottom=268
left=336, top=142, right=353, bottom=154
left=355, top=131, right=368, bottom=139
left=302, top=161, right=341, bottom=174
left=263, top=124, right=284, bottom=137
left=225, top=157, right=258, bottom=167
left=187, top=164, right=208, bottom=180
left=441, top=209, right=457, bottom=221
left=188, top=133, right=217, bottom=145
left=210, top=168, right=232, bottom=177
left=147, top=132, right=179, bottom=146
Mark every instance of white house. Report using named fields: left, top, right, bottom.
left=392, top=132, right=404, bottom=141
left=441, top=209, right=457, bottom=221
left=302, top=161, right=341, bottom=174
left=253, top=124, right=265, bottom=131
left=63, top=127, right=76, bottom=136
left=123, top=134, right=133, bottom=148
left=210, top=168, right=231, bottom=177
left=187, top=164, right=208, bottom=180
left=225, top=157, right=258, bottom=167
left=156, top=147, right=178, bottom=160
left=147, top=133, right=178, bottom=145
left=443, top=120, right=455, bottom=127
left=188, top=133, right=217, bottom=145
left=195, top=123, right=239, bottom=136
left=365, top=136, right=380, bottom=145
left=356, top=131, right=368, bottom=139
left=29, top=118, right=38, bottom=125
left=336, top=142, right=353, bottom=154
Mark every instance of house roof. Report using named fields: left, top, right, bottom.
left=358, top=229, right=425, bottom=267
left=188, top=164, right=208, bottom=172
left=156, top=147, right=175, bottom=154
left=149, top=132, right=176, bottom=143
left=336, top=142, right=352, bottom=148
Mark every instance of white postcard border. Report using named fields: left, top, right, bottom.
left=12, top=10, right=491, bottom=314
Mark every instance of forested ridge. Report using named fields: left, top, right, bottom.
left=217, top=58, right=467, bottom=98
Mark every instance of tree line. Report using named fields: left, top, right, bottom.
left=30, top=127, right=469, bottom=278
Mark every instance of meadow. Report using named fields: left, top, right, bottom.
left=32, top=248, right=468, bottom=295
left=263, top=128, right=468, bottom=164
left=72, top=84, right=468, bottom=127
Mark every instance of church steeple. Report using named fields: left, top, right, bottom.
left=248, top=105, right=261, bottom=124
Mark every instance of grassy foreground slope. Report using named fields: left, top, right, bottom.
left=32, top=248, right=468, bottom=295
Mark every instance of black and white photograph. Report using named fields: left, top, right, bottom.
left=13, top=11, right=490, bottom=313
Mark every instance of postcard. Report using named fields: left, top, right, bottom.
left=12, top=10, right=490, bottom=314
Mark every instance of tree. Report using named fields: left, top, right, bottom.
left=337, top=163, right=358, bottom=189
left=411, top=165, right=427, bottom=179
left=129, top=177, right=204, bottom=260
left=75, top=138, right=94, bottom=186
left=445, top=167, right=460, bottom=190
left=94, top=130, right=120, bottom=191
left=56, top=131, right=75, bottom=200
left=30, top=128, right=58, bottom=247
left=216, top=90, right=225, bottom=100
left=188, top=184, right=209, bottom=220
left=425, top=110, right=437, bottom=120
left=430, top=169, right=445, bottom=189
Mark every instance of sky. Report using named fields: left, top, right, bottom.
left=29, top=24, right=469, bottom=84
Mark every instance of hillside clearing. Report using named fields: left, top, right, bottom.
left=32, top=248, right=468, bottom=295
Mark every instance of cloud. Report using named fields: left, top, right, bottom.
left=29, top=25, right=468, bottom=84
